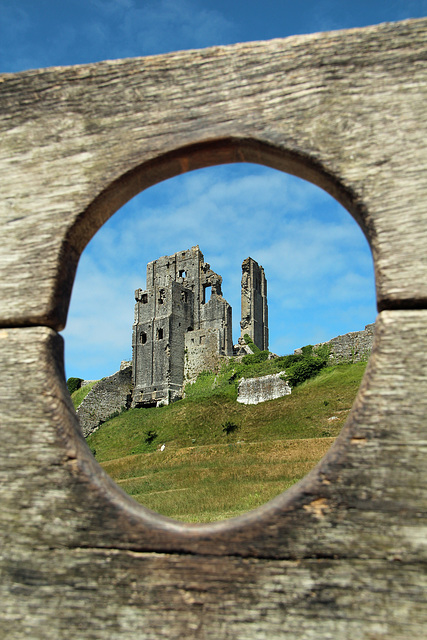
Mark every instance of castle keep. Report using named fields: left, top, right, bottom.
left=132, top=247, right=266, bottom=407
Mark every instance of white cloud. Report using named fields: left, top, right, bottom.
left=64, top=163, right=376, bottom=378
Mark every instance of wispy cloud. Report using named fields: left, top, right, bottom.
left=63, top=164, right=376, bottom=378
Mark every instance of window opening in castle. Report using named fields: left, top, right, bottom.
left=179, top=269, right=186, bottom=279
left=141, top=293, right=148, bottom=304
left=140, top=331, right=147, bottom=344
left=157, top=328, right=164, bottom=340
left=202, top=284, right=211, bottom=304
left=158, top=289, right=165, bottom=305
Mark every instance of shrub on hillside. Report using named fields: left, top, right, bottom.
left=301, top=345, right=313, bottom=357
left=222, top=420, right=239, bottom=435
left=243, top=333, right=261, bottom=354
left=242, top=350, right=269, bottom=365
left=285, top=357, right=326, bottom=387
left=275, top=354, right=303, bottom=368
left=282, top=344, right=331, bottom=388
left=145, top=430, right=158, bottom=445
left=67, top=377, right=83, bottom=395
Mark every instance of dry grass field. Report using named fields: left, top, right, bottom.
left=102, top=437, right=335, bottom=522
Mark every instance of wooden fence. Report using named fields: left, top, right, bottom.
left=1, top=18, right=426, bottom=639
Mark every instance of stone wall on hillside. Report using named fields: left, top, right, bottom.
left=77, top=325, right=375, bottom=434
left=237, top=372, right=291, bottom=405
left=76, top=364, right=133, bottom=437
left=295, top=323, right=375, bottom=363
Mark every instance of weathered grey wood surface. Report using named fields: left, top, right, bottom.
left=1, top=18, right=427, bottom=639
left=1, top=19, right=427, bottom=328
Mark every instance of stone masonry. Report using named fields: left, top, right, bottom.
left=76, top=244, right=374, bottom=431
left=77, top=319, right=376, bottom=434
left=296, top=323, right=375, bottom=363
left=132, top=246, right=249, bottom=407
left=77, top=251, right=268, bottom=433
left=237, top=372, right=291, bottom=405
left=76, top=363, right=133, bottom=437
left=240, top=257, right=268, bottom=351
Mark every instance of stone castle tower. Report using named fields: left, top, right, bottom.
left=132, top=246, right=233, bottom=406
left=240, top=257, right=268, bottom=351
left=132, top=248, right=268, bottom=407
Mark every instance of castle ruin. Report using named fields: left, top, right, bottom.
left=132, top=246, right=268, bottom=407
left=240, top=257, right=268, bottom=351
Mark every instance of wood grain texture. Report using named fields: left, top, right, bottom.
left=1, top=310, right=427, bottom=637
left=0, top=19, right=427, bottom=329
left=1, top=550, right=426, bottom=640
left=1, top=18, right=427, bottom=639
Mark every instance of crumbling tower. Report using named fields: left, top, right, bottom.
left=132, top=246, right=233, bottom=406
left=240, top=257, right=268, bottom=351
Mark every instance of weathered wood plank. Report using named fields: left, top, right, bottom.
left=2, top=549, right=427, bottom=639
left=1, top=19, right=427, bottom=328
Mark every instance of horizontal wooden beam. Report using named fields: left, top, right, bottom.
left=1, top=19, right=426, bottom=329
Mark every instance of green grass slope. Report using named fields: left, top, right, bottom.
left=87, top=361, right=366, bottom=522
left=71, top=380, right=98, bottom=409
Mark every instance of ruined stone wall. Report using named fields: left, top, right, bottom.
left=240, top=257, right=268, bottom=351
left=132, top=280, right=194, bottom=406
left=200, top=294, right=233, bottom=355
left=184, top=328, right=229, bottom=384
left=296, top=323, right=375, bottom=363
left=132, top=246, right=232, bottom=406
left=237, top=372, right=291, bottom=405
left=76, top=365, right=133, bottom=437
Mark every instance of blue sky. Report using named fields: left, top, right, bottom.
left=1, top=1, right=426, bottom=380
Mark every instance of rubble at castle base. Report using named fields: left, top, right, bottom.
left=237, top=372, right=291, bottom=405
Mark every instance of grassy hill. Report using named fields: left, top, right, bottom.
left=86, top=359, right=367, bottom=523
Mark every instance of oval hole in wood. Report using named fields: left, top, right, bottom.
left=61, top=142, right=376, bottom=528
